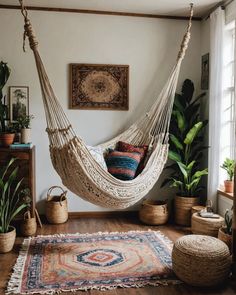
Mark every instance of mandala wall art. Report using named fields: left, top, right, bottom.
left=70, top=64, right=129, bottom=110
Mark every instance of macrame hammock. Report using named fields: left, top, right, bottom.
left=18, top=0, right=193, bottom=209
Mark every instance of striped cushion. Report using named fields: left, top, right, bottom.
left=117, top=141, right=148, bottom=175
left=106, top=150, right=142, bottom=181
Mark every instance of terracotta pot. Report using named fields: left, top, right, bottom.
left=0, top=226, right=16, bottom=253
left=20, top=211, right=37, bottom=237
left=0, top=133, right=15, bottom=147
left=224, top=180, right=233, bottom=193
left=175, top=195, right=200, bottom=226
left=218, top=227, right=232, bottom=253
left=139, top=200, right=169, bottom=225
left=21, top=128, right=31, bottom=144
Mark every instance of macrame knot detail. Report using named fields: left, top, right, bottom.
left=24, top=20, right=39, bottom=51
left=178, top=32, right=191, bottom=60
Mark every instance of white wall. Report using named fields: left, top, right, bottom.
left=226, top=0, right=236, bottom=24
left=0, top=9, right=201, bottom=212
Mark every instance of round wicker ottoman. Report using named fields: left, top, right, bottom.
left=191, top=213, right=224, bottom=237
left=172, top=235, right=231, bottom=287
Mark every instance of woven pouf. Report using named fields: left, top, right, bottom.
left=172, top=235, right=231, bottom=287
left=191, top=213, right=224, bottom=237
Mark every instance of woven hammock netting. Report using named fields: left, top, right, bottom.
left=19, top=0, right=193, bottom=209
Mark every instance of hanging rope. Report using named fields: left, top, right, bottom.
left=19, top=0, right=39, bottom=52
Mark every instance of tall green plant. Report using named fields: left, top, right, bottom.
left=162, top=79, right=208, bottom=197
left=0, top=158, right=27, bottom=233
left=0, top=61, right=11, bottom=132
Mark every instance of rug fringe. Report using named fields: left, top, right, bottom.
left=6, top=238, right=31, bottom=295
left=33, top=229, right=172, bottom=240
left=7, top=279, right=181, bottom=294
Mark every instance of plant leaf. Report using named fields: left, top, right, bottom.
left=184, top=122, right=203, bottom=145
left=192, top=169, right=208, bottom=180
left=170, top=134, right=183, bottom=150
left=168, top=150, right=181, bottom=162
left=177, top=162, right=188, bottom=179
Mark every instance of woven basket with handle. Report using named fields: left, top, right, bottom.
left=139, top=200, right=168, bottom=225
left=20, top=210, right=37, bottom=236
left=45, top=186, right=68, bottom=224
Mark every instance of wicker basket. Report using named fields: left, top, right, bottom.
left=218, top=227, right=232, bottom=253
left=0, top=226, right=16, bottom=253
left=45, top=186, right=68, bottom=224
left=20, top=211, right=37, bottom=237
left=191, top=205, right=205, bottom=215
left=191, top=213, right=224, bottom=237
left=175, top=196, right=200, bottom=226
left=139, top=200, right=168, bottom=225
left=172, top=235, right=231, bottom=287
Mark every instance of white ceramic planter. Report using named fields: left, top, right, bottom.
left=21, top=128, right=31, bottom=144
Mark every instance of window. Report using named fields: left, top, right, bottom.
left=219, top=20, right=236, bottom=184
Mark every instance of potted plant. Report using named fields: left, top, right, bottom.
left=220, top=158, right=235, bottom=193
left=16, top=114, right=34, bottom=144
left=162, top=79, right=208, bottom=226
left=0, top=158, right=28, bottom=253
left=218, top=207, right=232, bottom=252
left=0, top=61, right=15, bottom=146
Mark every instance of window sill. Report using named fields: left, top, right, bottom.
left=217, top=188, right=233, bottom=201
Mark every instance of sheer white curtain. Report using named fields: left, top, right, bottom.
left=208, top=7, right=225, bottom=209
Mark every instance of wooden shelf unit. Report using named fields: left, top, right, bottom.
left=0, top=146, right=36, bottom=217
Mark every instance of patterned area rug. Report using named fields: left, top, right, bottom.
left=7, top=230, right=180, bottom=294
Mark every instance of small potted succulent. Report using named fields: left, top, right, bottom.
left=218, top=207, right=232, bottom=252
left=221, top=158, right=235, bottom=193
left=0, top=158, right=28, bottom=253
left=16, top=114, right=34, bottom=144
left=0, top=61, right=15, bottom=146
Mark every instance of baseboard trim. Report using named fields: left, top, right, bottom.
left=68, top=211, right=138, bottom=219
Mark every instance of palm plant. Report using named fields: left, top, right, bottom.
left=162, top=79, right=208, bottom=197
left=0, top=158, right=27, bottom=233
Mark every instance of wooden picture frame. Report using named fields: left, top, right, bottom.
left=201, top=53, right=209, bottom=90
left=9, top=86, right=29, bottom=122
left=70, top=64, right=129, bottom=110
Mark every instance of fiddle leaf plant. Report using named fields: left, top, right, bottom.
left=0, top=158, right=27, bottom=233
left=162, top=79, right=208, bottom=197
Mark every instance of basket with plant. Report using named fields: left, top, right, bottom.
left=162, top=79, right=208, bottom=226
left=218, top=207, right=233, bottom=252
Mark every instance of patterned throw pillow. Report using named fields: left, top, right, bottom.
left=105, top=150, right=142, bottom=181
left=117, top=141, right=148, bottom=175
left=87, top=145, right=107, bottom=170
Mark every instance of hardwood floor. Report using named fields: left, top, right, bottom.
left=0, top=216, right=235, bottom=295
